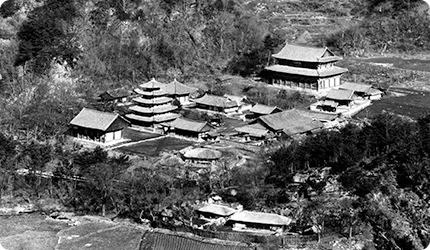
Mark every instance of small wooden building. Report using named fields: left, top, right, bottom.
left=340, top=82, right=383, bottom=100
left=339, top=82, right=371, bottom=98
left=69, top=108, right=130, bottom=143
left=165, top=117, right=213, bottom=139
left=98, top=88, right=133, bottom=103
left=234, top=123, right=274, bottom=141
left=325, top=89, right=354, bottom=106
left=248, top=104, right=283, bottom=119
left=224, top=94, right=253, bottom=113
left=252, top=109, right=323, bottom=137
left=193, top=94, right=238, bottom=113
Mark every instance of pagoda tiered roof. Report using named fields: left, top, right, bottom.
left=138, top=78, right=165, bottom=90
left=126, top=113, right=180, bottom=123
left=133, top=88, right=167, bottom=97
left=133, top=96, right=172, bottom=105
left=129, top=105, right=177, bottom=114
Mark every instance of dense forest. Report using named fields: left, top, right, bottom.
left=326, top=0, right=430, bottom=55
left=2, top=0, right=430, bottom=249
left=1, top=0, right=430, bottom=136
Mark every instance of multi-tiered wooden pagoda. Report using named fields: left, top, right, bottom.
left=126, top=78, right=179, bottom=127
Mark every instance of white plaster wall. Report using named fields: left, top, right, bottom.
left=105, top=132, right=114, bottom=142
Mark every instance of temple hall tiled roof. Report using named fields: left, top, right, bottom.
left=257, top=109, right=323, bottom=134
left=250, top=104, right=282, bottom=115
left=169, top=117, right=212, bottom=133
left=326, top=89, right=354, bottom=101
left=235, top=123, right=270, bottom=137
left=272, top=44, right=342, bottom=63
left=340, top=82, right=372, bottom=93
left=70, top=108, right=128, bottom=131
left=193, top=94, right=238, bottom=109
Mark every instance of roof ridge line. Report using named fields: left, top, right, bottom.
left=103, top=112, right=120, bottom=131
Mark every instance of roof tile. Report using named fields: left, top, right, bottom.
left=193, top=94, right=238, bottom=109
left=326, top=89, right=354, bottom=101
left=258, top=109, right=323, bottom=134
left=229, top=211, right=292, bottom=226
left=272, top=44, right=341, bottom=62
left=250, top=104, right=282, bottom=115
left=340, top=82, right=371, bottom=93
left=69, top=108, right=127, bottom=131
left=169, top=117, right=212, bottom=133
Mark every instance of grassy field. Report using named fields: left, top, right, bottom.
left=355, top=88, right=430, bottom=120
left=0, top=214, right=144, bottom=250
left=361, top=57, right=430, bottom=72
left=0, top=214, right=69, bottom=250
left=117, top=136, right=194, bottom=157
left=217, top=118, right=248, bottom=135
left=123, top=128, right=161, bottom=142
left=57, top=223, right=142, bottom=250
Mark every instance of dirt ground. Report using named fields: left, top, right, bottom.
left=0, top=214, right=69, bottom=250
left=0, top=214, right=143, bottom=250
left=116, top=136, right=194, bottom=157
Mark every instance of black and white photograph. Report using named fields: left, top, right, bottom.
left=1, top=0, right=430, bottom=249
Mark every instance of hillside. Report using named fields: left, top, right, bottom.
left=2, top=1, right=430, bottom=250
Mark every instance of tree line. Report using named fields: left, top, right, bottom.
left=254, top=113, right=430, bottom=250
left=2, top=112, right=430, bottom=249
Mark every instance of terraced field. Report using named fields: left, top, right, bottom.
left=251, top=0, right=363, bottom=45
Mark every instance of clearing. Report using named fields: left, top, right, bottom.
left=355, top=88, right=430, bottom=119
left=116, top=136, right=195, bottom=157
